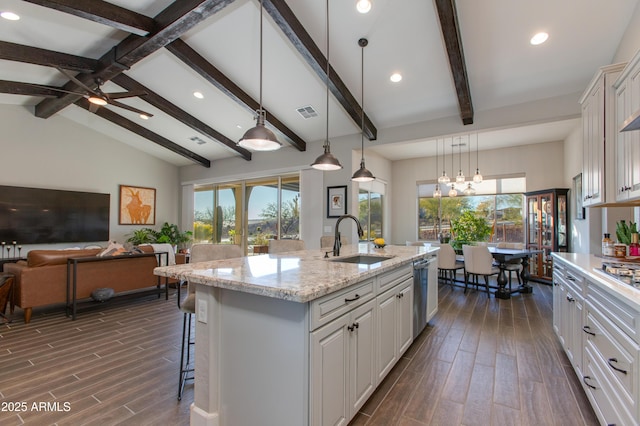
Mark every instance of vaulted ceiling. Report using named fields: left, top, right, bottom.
left=1, top=0, right=638, bottom=167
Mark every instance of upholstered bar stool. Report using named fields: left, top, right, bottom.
left=438, top=244, right=465, bottom=287
left=177, top=243, right=243, bottom=400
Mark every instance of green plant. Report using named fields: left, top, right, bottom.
left=450, top=210, right=492, bottom=251
left=616, top=220, right=637, bottom=245
left=125, top=228, right=156, bottom=245
left=154, top=222, right=193, bottom=246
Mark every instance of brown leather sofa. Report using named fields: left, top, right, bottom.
left=3, top=246, right=179, bottom=323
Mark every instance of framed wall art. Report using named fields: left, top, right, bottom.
left=119, top=185, right=156, bottom=225
left=327, top=185, right=347, bottom=218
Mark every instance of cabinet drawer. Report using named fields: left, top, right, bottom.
left=310, top=279, right=374, bottom=331
left=377, top=264, right=412, bottom=293
left=564, top=267, right=584, bottom=296
left=584, top=344, right=636, bottom=426
left=588, top=281, right=640, bottom=343
left=585, top=308, right=638, bottom=407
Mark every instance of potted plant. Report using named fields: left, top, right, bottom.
left=450, top=210, right=492, bottom=252
left=154, top=222, right=193, bottom=250
left=125, top=228, right=156, bottom=245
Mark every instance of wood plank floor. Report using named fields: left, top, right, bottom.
left=0, top=280, right=598, bottom=425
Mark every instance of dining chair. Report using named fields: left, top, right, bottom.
left=268, top=239, right=306, bottom=253
left=438, top=244, right=464, bottom=288
left=496, top=242, right=525, bottom=289
left=177, top=243, right=243, bottom=400
left=462, top=245, right=499, bottom=297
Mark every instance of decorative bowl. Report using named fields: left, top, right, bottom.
left=374, top=243, right=386, bottom=249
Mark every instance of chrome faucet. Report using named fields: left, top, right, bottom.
left=334, top=214, right=364, bottom=257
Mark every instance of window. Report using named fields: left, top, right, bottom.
left=358, top=181, right=385, bottom=241
left=194, top=175, right=300, bottom=254
left=417, top=177, right=525, bottom=243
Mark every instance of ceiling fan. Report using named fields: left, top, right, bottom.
left=30, top=67, right=154, bottom=118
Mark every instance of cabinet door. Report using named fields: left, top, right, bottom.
left=627, top=65, right=640, bottom=200
left=582, top=80, right=604, bottom=206
left=616, top=79, right=630, bottom=201
left=553, top=271, right=563, bottom=338
left=376, top=288, right=398, bottom=381
left=311, top=314, right=350, bottom=426
left=397, top=281, right=414, bottom=356
left=349, top=300, right=376, bottom=414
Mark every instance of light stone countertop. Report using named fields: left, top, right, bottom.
left=552, top=252, right=640, bottom=311
left=154, top=243, right=437, bottom=303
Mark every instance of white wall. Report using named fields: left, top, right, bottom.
left=0, top=105, right=180, bottom=252
left=390, top=140, right=566, bottom=245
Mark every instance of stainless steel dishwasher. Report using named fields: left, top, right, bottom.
left=413, top=254, right=437, bottom=340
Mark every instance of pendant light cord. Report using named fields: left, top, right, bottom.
left=360, top=38, right=365, bottom=162
left=258, top=0, right=264, bottom=114
left=325, top=0, right=330, bottom=150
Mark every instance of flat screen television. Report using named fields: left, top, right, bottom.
left=0, top=185, right=110, bottom=244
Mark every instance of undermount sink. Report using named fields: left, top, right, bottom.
left=330, top=255, right=392, bottom=265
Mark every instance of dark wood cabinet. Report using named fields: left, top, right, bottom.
left=526, top=188, right=569, bottom=283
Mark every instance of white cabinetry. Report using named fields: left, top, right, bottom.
left=310, top=299, right=376, bottom=425
left=377, top=277, right=413, bottom=381
left=553, top=255, right=640, bottom=426
left=309, top=262, right=416, bottom=426
left=614, top=53, right=640, bottom=201
left=580, top=63, right=625, bottom=206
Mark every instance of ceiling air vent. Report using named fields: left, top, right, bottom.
left=296, top=105, right=318, bottom=119
left=189, top=136, right=207, bottom=145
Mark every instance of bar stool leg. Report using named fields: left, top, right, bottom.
left=178, top=312, right=194, bottom=401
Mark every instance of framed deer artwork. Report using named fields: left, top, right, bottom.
left=119, top=185, right=156, bottom=225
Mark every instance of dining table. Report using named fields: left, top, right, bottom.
left=488, top=247, right=543, bottom=299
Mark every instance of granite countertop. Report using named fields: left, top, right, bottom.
left=552, top=252, right=640, bottom=310
left=154, top=243, right=437, bottom=303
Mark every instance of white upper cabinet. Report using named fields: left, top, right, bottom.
left=614, top=52, right=640, bottom=202
left=580, top=63, right=626, bottom=206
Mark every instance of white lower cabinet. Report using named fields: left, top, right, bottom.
left=310, top=299, right=376, bottom=426
left=377, top=277, right=413, bottom=381
left=310, top=264, right=416, bottom=426
left=553, top=255, right=640, bottom=426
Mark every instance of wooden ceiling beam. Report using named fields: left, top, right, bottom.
left=75, top=98, right=210, bottom=168
left=112, top=73, right=252, bottom=161
left=0, top=80, right=60, bottom=97
left=262, top=0, right=377, bottom=141
left=434, top=0, right=474, bottom=125
left=22, top=0, right=156, bottom=36
left=0, top=41, right=98, bottom=72
left=166, top=39, right=306, bottom=151
left=35, top=0, right=236, bottom=119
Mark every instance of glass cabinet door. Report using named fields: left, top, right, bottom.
left=527, top=196, right=538, bottom=245
left=540, top=194, right=554, bottom=248
left=557, top=194, right=568, bottom=250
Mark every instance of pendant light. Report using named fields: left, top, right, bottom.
left=455, top=136, right=465, bottom=184
left=433, top=138, right=441, bottom=198
left=311, top=0, right=343, bottom=171
left=238, top=0, right=282, bottom=151
left=473, top=133, right=483, bottom=183
left=352, top=38, right=375, bottom=182
left=463, top=135, right=476, bottom=195
left=437, top=138, right=449, bottom=184
left=448, top=139, right=457, bottom=197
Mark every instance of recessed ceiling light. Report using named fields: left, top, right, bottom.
left=390, top=73, right=402, bottom=83
left=139, top=114, right=150, bottom=120
left=356, top=0, right=371, bottom=14
left=236, top=124, right=243, bottom=129
left=530, top=32, right=549, bottom=45
left=1, top=11, right=20, bottom=21
left=193, top=91, right=204, bottom=99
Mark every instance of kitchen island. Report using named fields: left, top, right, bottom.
left=154, top=243, right=437, bottom=426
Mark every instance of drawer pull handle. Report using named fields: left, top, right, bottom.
left=345, top=294, right=360, bottom=303
left=566, top=275, right=575, bottom=282
left=582, top=326, right=596, bottom=336
left=583, top=375, right=597, bottom=389
left=566, top=295, right=575, bottom=302
left=347, top=322, right=359, bottom=332
left=607, top=358, right=628, bottom=375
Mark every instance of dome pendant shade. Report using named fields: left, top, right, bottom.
left=311, top=143, right=343, bottom=170
left=238, top=110, right=282, bottom=151
left=473, top=168, right=483, bottom=183
left=463, top=182, right=476, bottom=195
left=352, top=159, right=374, bottom=182
left=433, top=183, right=442, bottom=198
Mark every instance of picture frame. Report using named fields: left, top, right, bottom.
left=327, top=185, right=347, bottom=218
left=573, top=173, right=585, bottom=220
left=119, top=185, right=156, bottom=225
